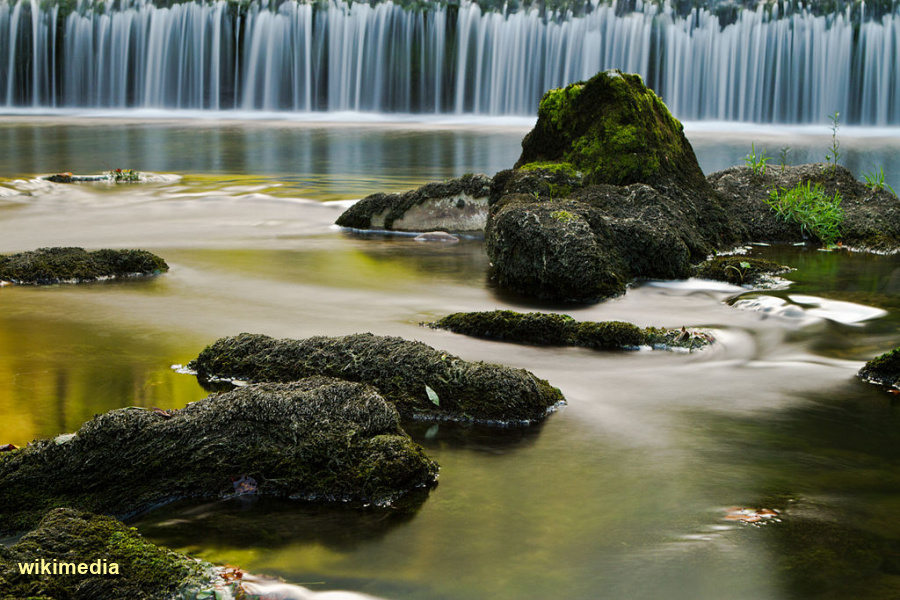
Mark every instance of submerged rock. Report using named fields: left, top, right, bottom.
left=858, top=347, right=900, bottom=389
left=0, top=247, right=169, bottom=285
left=0, top=378, right=438, bottom=534
left=430, top=310, right=713, bottom=351
left=336, top=173, right=492, bottom=232
left=485, top=70, right=742, bottom=302
left=189, top=332, right=564, bottom=424
left=694, top=256, right=791, bottom=286
left=0, top=508, right=213, bottom=600
left=709, top=163, right=900, bottom=250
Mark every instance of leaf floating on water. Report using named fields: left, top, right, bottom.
left=0, top=443, right=18, bottom=452
left=231, top=475, right=258, bottom=496
left=425, top=384, right=440, bottom=407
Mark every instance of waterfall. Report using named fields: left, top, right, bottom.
left=1, top=0, right=899, bottom=124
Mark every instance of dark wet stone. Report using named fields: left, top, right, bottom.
left=859, top=347, right=900, bottom=389
left=694, top=256, right=791, bottom=286
left=429, top=310, right=712, bottom=351
left=709, top=163, right=900, bottom=251
left=0, top=247, right=169, bottom=285
left=189, top=332, right=564, bottom=424
left=0, top=508, right=213, bottom=600
left=0, top=378, right=438, bottom=535
left=336, top=173, right=492, bottom=232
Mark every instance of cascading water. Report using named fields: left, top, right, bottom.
left=1, top=0, right=899, bottom=124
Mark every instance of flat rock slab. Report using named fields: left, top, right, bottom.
left=190, top=332, right=564, bottom=424
left=0, top=247, right=169, bottom=285
left=336, top=173, right=491, bottom=232
left=0, top=508, right=214, bottom=600
left=430, top=310, right=713, bottom=351
left=0, top=377, right=438, bottom=535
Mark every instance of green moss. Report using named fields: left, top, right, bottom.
left=0, top=378, right=438, bottom=535
left=518, top=161, right=579, bottom=177
left=190, top=333, right=564, bottom=424
left=859, top=347, right=900, bottom=388
left=0, top=247, right=168, bottom=285
left=430, top=310, right=712, bottom=351
left=0, top=508, right=212, bottom=600
left=694, top=256, right=790, bottom=285
left=517, top=70, right=708, bottom=191
left=551, top=210, right=577, bottom=222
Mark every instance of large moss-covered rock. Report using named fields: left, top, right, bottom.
left=709, top=163, right=900, bottom=250
left=0, top=247, right=168, bottom=285
left=0, top=378, right=438, bottom=535
left=485, top=70, right=742, bottom=302
left=516, top=69, right=709, bottom=191
left=189, top=332, right=564, bottom=424
left=336, top=173, right=492, bottom=232
left=0, top=508, right=213, bottom=600
left=430, top=310, right=713, bottom=350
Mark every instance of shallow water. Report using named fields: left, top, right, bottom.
left=2, top=119, right=900, bottom=598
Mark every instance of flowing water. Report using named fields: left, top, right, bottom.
left=4, top=0, right=900, bottom=124
left=2, top=119, right=900, bottom=598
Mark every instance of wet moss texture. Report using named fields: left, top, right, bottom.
left=430, top=310, right=712, bottom=351
left=190, top=332, right=564, bottom=424
left=694, top=256, right=791, bottom=285
left=858, top=347, right=900, bottom=389
left=0, top=378, right=438, bottom=535
left=0, top=247, right=169, bottom=285
left=0, top=508, right=212, bottom=600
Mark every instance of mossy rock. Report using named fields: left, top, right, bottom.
left=516, top=69, right=709, bottom=191
left=0, top=378, right=438, bottom=535
left=694, top=256, right=791, bottom=285
left=858, top=347, right=900, bottom=389
left=0, top=508, right=213, bottom=600
left=489, top=166, right=584, bottom=204
left=709, top=163, right=900, bottom=250
left=430, top=310, right=711, bottom=351
left=0, top=247, right=169, bottom=285
left=336, top=173, right=492, bottom=232
left=189, top=332, right=564, bottom=424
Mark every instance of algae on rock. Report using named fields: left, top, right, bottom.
left=190, top=332, right=564, bottom=424
left=485, top=69, right=742, bottom=302
left=858, top=347, right=900, bottom=389
left=694, top=256, right=791, bottom=286
left=430, top=310, right=713, bottom=351
left=0, top=247, right=169, bottom=285
left=0, top=378, right=438, bottom=535
left=0, top=508, right=213, bottom=600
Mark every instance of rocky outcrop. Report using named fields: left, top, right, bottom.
left=710, top=163, right=900, bottom=250
left=0, top=247, right=169, bottom=285
left=429, top=310, right=713, bottom=350
left=858, top=347, right=900, bottom=389
left=0, top=508, right=214, bottom=600
left=336, top=173, right=492, bottom=232
left=485, top=70, right=742, bottom=302
left=190, top=332, right=564, bottom=424
left=694, top=256, right=791, bottom=286
left=0, top=378, right=438, bottom=534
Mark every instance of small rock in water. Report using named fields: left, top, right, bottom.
left=414, top=231, right=459, bottom=243
left=724, top=506, right=780, bottom=525
left=231, top=475, right=258, bottom=496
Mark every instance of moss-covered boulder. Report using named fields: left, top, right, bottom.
left=0, top=378, right=438, bottom=535
left=485, top=70, right=742, bottom=302
left=0, top=247, right=169, bottom=285
left=0, top=508, right=213, bottom=600
left=430, top=310, right=713, bottom=351
left=516, top=69, right=709, bottom=191
left=189, top=332, right=564, bottom=424
left=709, top=163, right=900, bottom=250
left=858, top=347, right=900, bottom=389
left=336, top=173, right=492, bottom=232
left=694, top=256, right=791, bottom=286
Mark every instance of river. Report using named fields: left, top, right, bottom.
left=1, top=116, right=899, bottom=599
